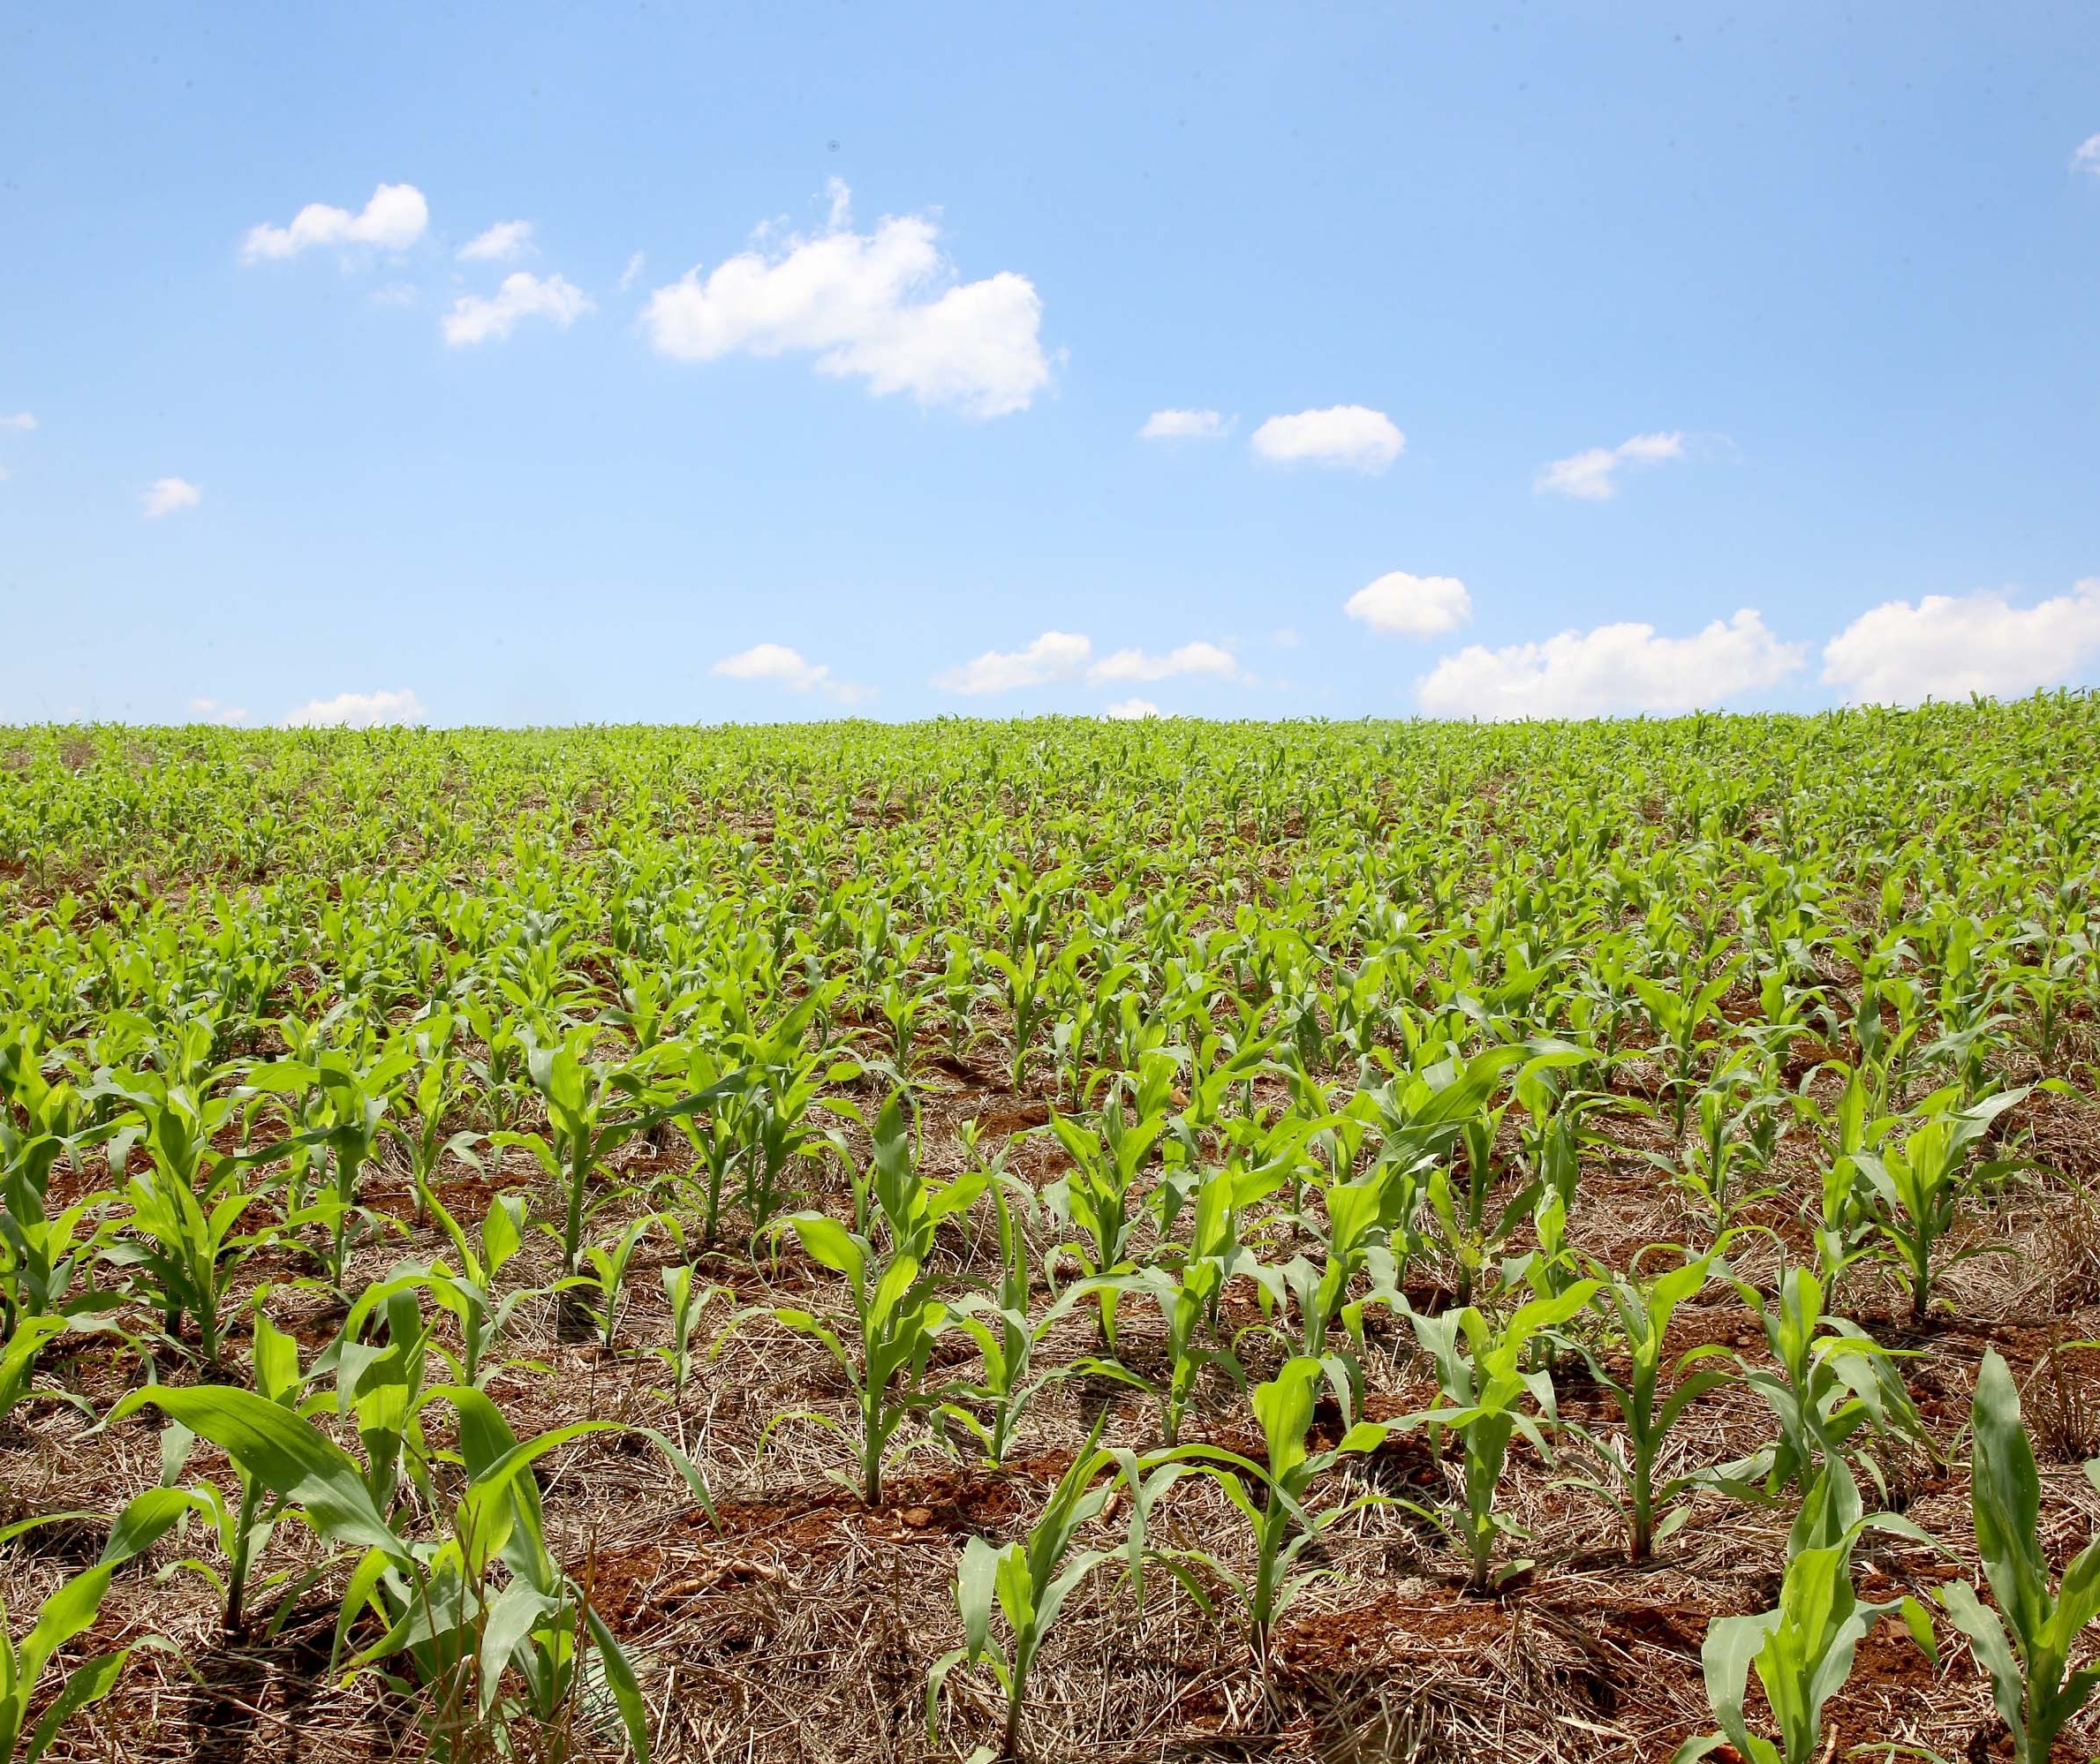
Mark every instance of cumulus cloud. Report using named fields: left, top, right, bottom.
left=457, top=220, right=533, bottom=262
left=188, top=697, right=251, bottom=727
left=640, top=182, right=1053, bottom=418
left=243, top=183, right=429, bottom=261
left=1103, top=698, right=1165, bottom=720
left=1087, top=640, right=1243, bottom=685
left=1344, top=571, right=1472, bottom=638
left=1140, top=408, right=1230, bottom=441
left=1250, top=405, right=1403, bottom=473
left=710, top=643, right=869, bottom=704
left=1821, top=578, right=2100, bottom=705
left=1416, top=608, right=1803, bottom=719
left=442, top=272, right=593, bottom=346
left=2074, top=134, right=2100, bottom=176
left=0, top=411, right=34, bottom=432
left=282, top=688, right=427, bottom=728
left=934, top=630, right=1092, bottom=695
left=140, top=477, right=201, bottom=518
left=1535, top=432, right=1686, bottom=501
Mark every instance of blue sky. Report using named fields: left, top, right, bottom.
left=3, top=2, right=2098, bottom=725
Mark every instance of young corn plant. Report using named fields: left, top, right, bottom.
left=0, top=1489, right=199, bottom=1764
left=1402, top=1283, right=1600, bottom=1591
left=414, top=1188, right=560, bottom=1390
left=654, top=1255, right=724, bottom=1404
left=1042, top=1087, right=1167, bottom=1350
left=1718, top=1261, right=1926, bottom=1503
left=382, top=1020, right=484, bottom=1226
left=1631, top=961, right=1741, bottom=1141
left=731, top=991, right=857, bottom=1234
left=579, top=1213, right=661, bottom=1351
left=1854, top=1087, right=2028, bottom=1324
left=1672, top=1463, right=1936, bottom=1764
left=1938, top=1348, right=2100, bottom=1764
left=981, top=946, right=1052, bottom=1091
left=927, top=1424, right=1136, bottom=1763
left=495, top=1026, right=735, bottom=1280
left=110, top=1380, right=661, bottom=1762
left=1162, top=1355, right=1396, bottom=1676
left=158, top=1304, right=313, bottom=1634
left=249, top=1044, right=412, bottom=1300
left=0, top=1034, right=116, bottom=1333
left=669, top=1039, right=750, bottom=1249
left=102, top=1127, right=276, bottom=1373
left=762, top=1095, right=986, bottom=1502
left=1116, top=1160, right=1287, bottom=1445
left=1565, top=1247, right=1732, bottom=1561
left=941, top=1162, right=1106, bottom=1468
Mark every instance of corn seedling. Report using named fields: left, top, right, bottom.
left=1938, top=1348, right=2100, bottom=1763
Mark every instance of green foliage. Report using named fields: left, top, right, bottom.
left=0, top=1490, right=196, bottom=1764
left=1939, top=1349, right=2100, bottom=1764
left=1673, top=1466, right=1935, bottom=1764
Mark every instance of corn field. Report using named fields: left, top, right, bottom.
left=5, top=704, right=2100, bottom=1764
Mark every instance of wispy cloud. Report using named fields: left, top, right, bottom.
left=1250, top=405, right=1404, bottom=473
left=711, top=643, right=870, bottom=704
left=934, top=630, right=1092, bottom=695
left=1087, top=641, right=1243, bottom=685
left=1535, top=431, right=1685, bottom=501
left=457, top=220, right=534, bottom=262
left=243, top=183, right=428, bottom=261
left=641, top=180, right=1053, bottom=418
left=442, top=272, right=593, bottom=346
left=140, top=477, right=201, bottom=518
left=1139, top=408, right=1231, bottom=441
left=282, top=687, right=427, bottom=728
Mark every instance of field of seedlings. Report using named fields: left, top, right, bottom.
left=8, top=705, right=2100, bottom=1764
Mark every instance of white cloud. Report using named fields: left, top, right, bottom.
left=1344, top=570, right=1472, bottom=638
left=369, top=283, right=420, bottom=308
left=2073, top=134, right=2100, bottom=176
left=710, top=643, right=868, bottom=704
left=1417, top=608, right=1803, bottom=719
left=1270, top=627, right=1301, bottom=650
left=1535, top=431, right=1686, bottom=501
left=1821, top=578, right=2100, bottom=705
left=1103, top=698, right=1164, bottom=720
left=1140, top=408, right=1230, bottom=441
left=640, top=182, right=1053, bottom=418
left=140, top=477, right=201, bottom=518
left=0, top=411, right=34, bottom=432
left=618, top=252, right=647, bottom=291
left=457, top=220, right=534, bottom=262
left=188, top=697, right=250, bottom=727
left=441, top=272, right=593, bottom=346
left=1250, top=405, right=1404, bottom=473
left=242, top=183, right=429, bottom=261
left=934, top=630, right=1092, bottom=695
left=1087, top=640, right=1243, bottom=685
left=282, top=688, right=427, bottom=728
